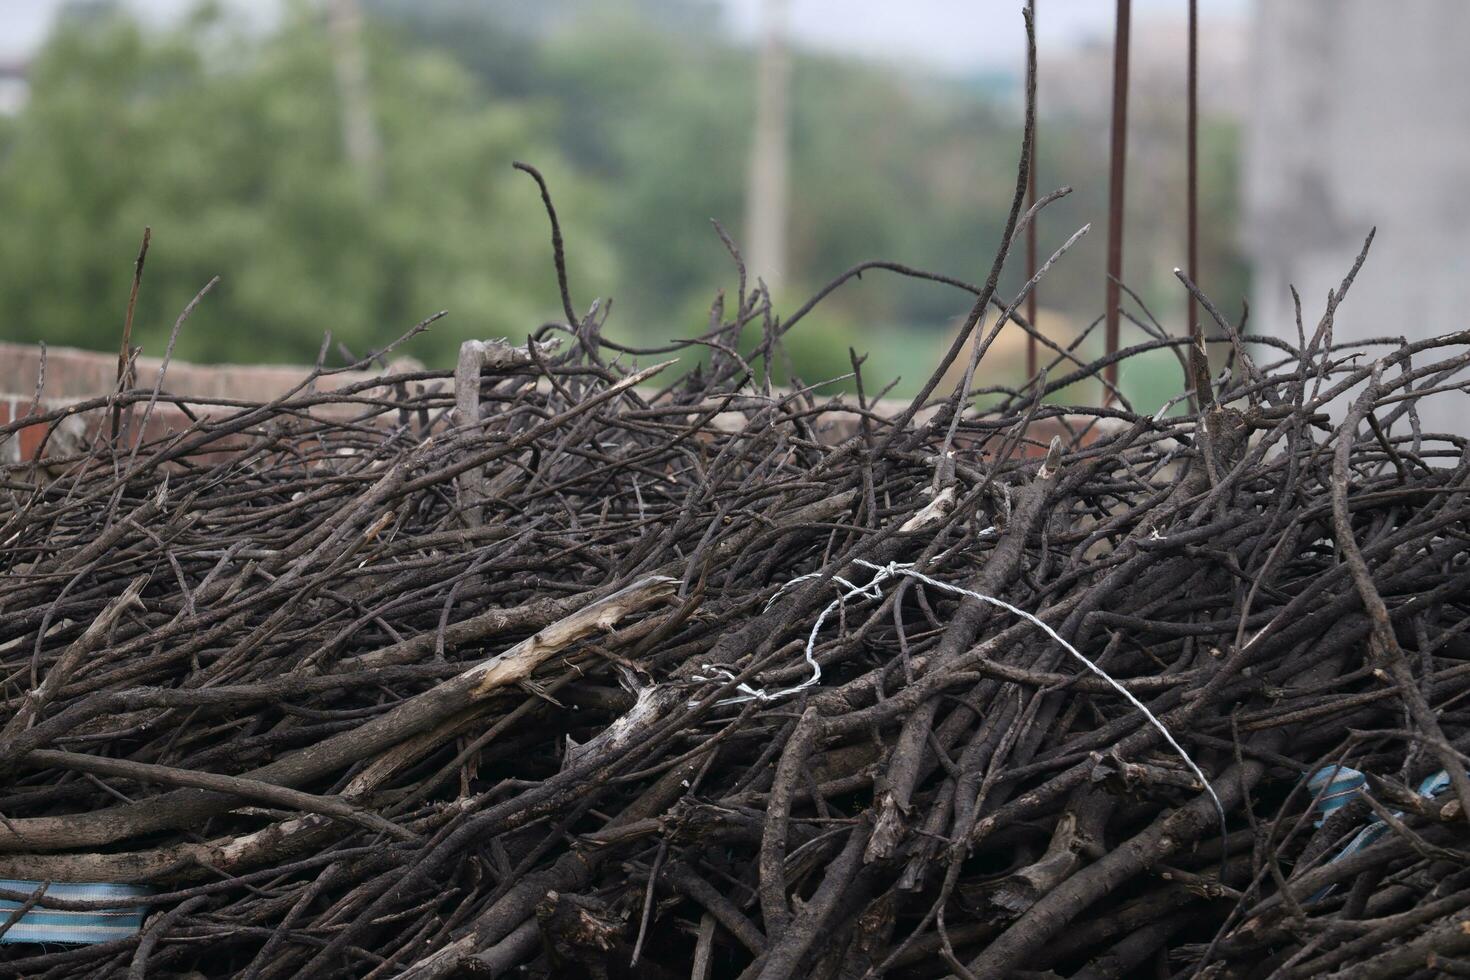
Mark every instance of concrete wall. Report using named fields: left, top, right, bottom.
left=1245, top=0, right=1470, bottom=433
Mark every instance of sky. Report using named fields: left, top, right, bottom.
left=2, top=0, right=1250, bottom=69
left=723, top=0, right=1250, bottom=73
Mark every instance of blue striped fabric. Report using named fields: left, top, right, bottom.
left=1305, top=764, right=1367, bottom=826
left=1308, top=768, right=1465, bottom=902
left=0, top=880, right=148, bottom=945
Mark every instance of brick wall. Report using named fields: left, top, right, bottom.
left=0, top=341, right=419, bottom=464
left=0, top=341, right=422, bottom=403
left=1, top=340, right=1099, bottom=465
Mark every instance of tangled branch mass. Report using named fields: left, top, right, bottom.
left=5, top=151, right=1470, bottom=980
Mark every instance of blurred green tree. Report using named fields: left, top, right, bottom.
left=0, top=0, right=1250, bottom=414
left=0, top=1, right=614, bottom=365
left=375, top=0, right=1024, bottom=342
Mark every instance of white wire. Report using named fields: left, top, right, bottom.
left=697, top=558, right=1225, bottom=829
left=877, top=561, right=1226, bottom=826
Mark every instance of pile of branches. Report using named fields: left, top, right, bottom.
left=7, top=61, right=1470, bottom=980
left=5, top=224, right=1470, bottom=980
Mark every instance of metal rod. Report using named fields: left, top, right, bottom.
left=1104, top=0, right=1132, bottom=397
left=1026, top=1, right=1039, bottom=379
left=1187, top=0, right=1199, bottom=340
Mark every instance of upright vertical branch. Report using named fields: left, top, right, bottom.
left=514, top=161, right=580, bottom=328
left=875, top=1, right=1036, bottom=453
left=1103, top=0, right=1132, bottom=399
left=112, top=227, right=151, bottom=443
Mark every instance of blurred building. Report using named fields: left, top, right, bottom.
left=1245, top=0, right=1470, bottom=433
left=1043, top=15, right=1247, bottom=122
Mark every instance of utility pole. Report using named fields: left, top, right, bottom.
left=327, top=0, right=383, bottom=195
left=745, top=0, right=791, bottom=295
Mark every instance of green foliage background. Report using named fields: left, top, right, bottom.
left=0, top=0, right=1249, bottom=405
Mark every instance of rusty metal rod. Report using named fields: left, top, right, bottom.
left=1187, top=0, right=1199, bottom=339
left=1103, top=0, right=1131, bottom=397
left=1026, top=1, right=1040, bottom=380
